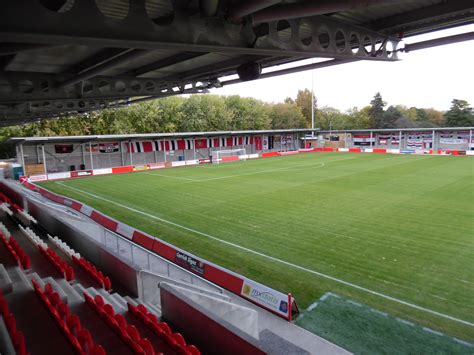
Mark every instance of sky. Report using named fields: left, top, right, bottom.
left=210, top=24, right=474, bottom=112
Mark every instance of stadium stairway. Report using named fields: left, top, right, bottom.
left=0, top=213, right=199, bottom=355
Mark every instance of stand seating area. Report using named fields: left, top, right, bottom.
left=0, top=204, right=200, bottom=355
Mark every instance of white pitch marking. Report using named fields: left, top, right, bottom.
left=54, top=182, right=474, bottom=328
left=142, top=172, right=199, bottom=181
left=145, top=155, right=357, bottom=183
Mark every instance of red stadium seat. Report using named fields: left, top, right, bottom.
left=58, top=303, right=70, bottom=320
left=127, top=324, right=140, bottom=342
left=94, top=295, right=104, bottom=307
left=139, top=338, right=155, bottom=355
left=114, top=314, right=127, bottom=329
left=49, top=292, right=61, bottom=308
left=103, top=304, right=115, bottom=318
left=78, top=328, right=93, bottom=352
left=44, top=283, right=53, bottom=296
left=173, top=333, right=186, bottom=346
left=91, top=345, right=106, bottom=355
left=103, top=276, right=112, bottom=290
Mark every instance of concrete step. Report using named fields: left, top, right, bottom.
left=42, top=277, right=68, bottom=304
left=110, top=292, right=128, bottom=310
left=96, top=288, right=126, bottom=313
left=0, top=264, right=13, bottom=294
left=9, top=266, right=32, bottom=290
left=55, top=279, right=83, bottom=305
left=124, top=296, right=162, bottom=318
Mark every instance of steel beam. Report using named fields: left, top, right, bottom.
left=65, top=48, right=131, bottom=74
left=120, top=52, right=208, bottom=77
left=58, top=49, right=149, bottom=88
left=0, top=1, right=400, bottom=61
left=228, top=0, right=281, bottom=20
left=404, top=31, right=474, bottom=52
left=0, top=71, right=215, bottom=103
left=368, top=0, right=474, bottom=34
left=250, top=0, right=407, bottom=24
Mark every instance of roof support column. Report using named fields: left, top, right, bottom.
left=370, top=131, right=373, bottom=148
left=19, top=144, right=26, bottom=171
left=42, top=144, right=47, bottom=175
left=432, top=130, right=436, bottom=152
left=469, top=130, right=472, bottom=152
left=89, top=142, right=94, bottom=170
left=129, top=141, right=133, bottom=166
left=399, top=131, right=402, bottom=150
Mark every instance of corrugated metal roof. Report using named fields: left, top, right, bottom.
left=9, top=128, right=318, bottom=144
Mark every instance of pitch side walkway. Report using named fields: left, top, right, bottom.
left=14, top=181, right=351, bottom=355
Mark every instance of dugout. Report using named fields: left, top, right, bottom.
left=10, top=129, right=314, bottom=176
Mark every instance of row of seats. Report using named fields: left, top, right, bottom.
left=73, top=256, right=112, bottom=291
left=32, top=278, right=105, bottom=355
left=5, top=237, right=31, bottom=270
left=84, top=292, right=158, bottom=355
left=0, top=222, right=11, bottom=238
left=39, top=246, right=75, bottom=282
left=0, top=203, right=13, bottom=216
left=0, top=192, right=11, bottom=204
left=19, top=225, right=48, bottom=249
left=17, top=209, right=38, bottom=224
left=128, top=303, right=200, bottom=355
left=0, top=232, right=30, bottom=270
left=48, top=234, right=81, bottom=259
left=0, top=290, right=28, bottom=355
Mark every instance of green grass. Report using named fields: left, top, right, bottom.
left=39, top=153, right=474, bottom=342
left=296, top=293, right=473, bottom=354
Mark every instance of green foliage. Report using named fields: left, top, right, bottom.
left=444, top=99, right=474, bottom=127
left=369, top=92, right=387, bottom=128
left=269, top=102, right=306, bottom=129
left=294, top=88, right=317, bottom=128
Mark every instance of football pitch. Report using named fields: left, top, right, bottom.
left=39, top=153, right=474, bottom=341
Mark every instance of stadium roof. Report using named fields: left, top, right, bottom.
left=316, top=127, right=474, bottom=134
left=1, top=1, right=473, bottom=126
left=8, top=128, right=317, bottom=144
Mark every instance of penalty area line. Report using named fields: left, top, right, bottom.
left=55, top=181, right=473, bottom=328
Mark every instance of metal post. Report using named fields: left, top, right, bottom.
left=120, top=142, right=125, bottom=166
left=432, top=130, right=435, bottom=152
left=42, top=145, right=47, bottom=174
left=370, top=131, right=373, bottom=148
left=81, top=143, right=86, bottom=167
left=399, top=131, right=402, bottom=150
left=311, top=60, right=315, bottom=137
left=89, top=142, right=94, bottom=170
left=19, top=144, right=26, bottom=170
left=164, top=140, right=167, bottom=163
left=129, top=141, right=133, bottom=165
left=469, top=130, right=472, bottom=151
left=193, top=138, right=196, bottom=160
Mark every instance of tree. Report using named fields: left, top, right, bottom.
left=444, top=99, right=474, bottom=127
left=368, top=92, right=386, bottom=128
left=268, top=103, right=306, bottom=129
left=383, top=106, right=403, bottom=128
left=294, top=89, right=317, bottom=128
